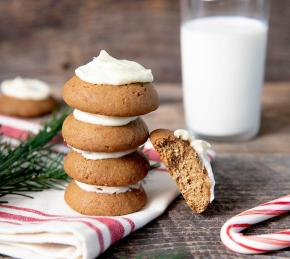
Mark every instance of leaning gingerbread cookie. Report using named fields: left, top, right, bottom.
left=62, top=50, right=159, bottom=216
left=0, top=77, right=57, bottom=117
left=150, top=129, right=215, bottom=213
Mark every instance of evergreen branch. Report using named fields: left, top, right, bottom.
left=150, top=162, right=161, bottom=170
left=0, top=108, right=71, bottom=202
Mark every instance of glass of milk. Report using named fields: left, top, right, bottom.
left=181, top=0, right=269, bottom=141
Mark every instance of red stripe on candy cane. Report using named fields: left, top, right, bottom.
left=239, top=209, right=288, bottom=216
left=228, top=223, right=252, bottom=228
left=278, top=230, right=290, bottom=235
left=247, top=236, right=290, bottom=246
left=221, top=194, right=290, bottom=254
left=226, top=225, right=270, bottom=253
left=262, top=201, right=290, bottom=206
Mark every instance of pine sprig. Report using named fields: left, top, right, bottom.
left=150, top=162, right=160, bottom=170
left=0, top=109, right=71, bottom=203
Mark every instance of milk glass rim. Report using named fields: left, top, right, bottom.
left=180, top=0, right=270, bottom=24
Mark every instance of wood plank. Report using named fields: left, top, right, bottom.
left=0, top=0, right=290, bottom=83
left=99, top=154, right=290, bottom=258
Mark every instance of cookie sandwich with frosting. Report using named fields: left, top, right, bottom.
left=62, top=50, right=159, bottom=216
left=150, top=129, right=215, bottom=213
left=0, top=77, right=56, bottom=117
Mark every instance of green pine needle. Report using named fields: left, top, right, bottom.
left=150, top=162, right=160, bottom=170
left=0, top=108, right=71, bottom=203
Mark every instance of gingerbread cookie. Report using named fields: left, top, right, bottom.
left=62, top=50, right=161, bottom=216
left=150, top=129, right=215, bottom=213
left=65, top=180, right=147, bottom=216
left=64, top=151, right=149, bottom=186
left=62, top=114, right=149, bottom=152
left=0, top=77, right=56, bottom=118
left=0, top=95, right=56, bottom=118
left=63, top=76, right=159, bottom=116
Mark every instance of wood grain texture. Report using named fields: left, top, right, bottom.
left=98, top=154, right=290, bottom=258
left=1, top=82, right=290, bottom=258
left=0, top=0, right=290, bottom=83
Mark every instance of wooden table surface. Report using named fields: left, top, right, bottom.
left=103, top=82, right=290, bottom=258
left=1, top=82, right=290, bottom=258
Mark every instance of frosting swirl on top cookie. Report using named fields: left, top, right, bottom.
left=174, top=129, right=215, bottom=202
left=1, top=77, right=51, bottom=100
left=75, top=50, right=153, bottom=85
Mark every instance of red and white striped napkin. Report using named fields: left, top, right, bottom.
left=0, top=115, right=180, bottom=259
left=0, top=115, right=215, bottom=259
left=0, top=167, right=179, bottom=259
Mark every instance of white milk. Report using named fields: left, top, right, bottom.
left=181, top=16, right=268, bottom=140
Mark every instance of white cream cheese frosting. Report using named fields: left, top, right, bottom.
left=174, top=129, right=215, bottom=202
left=73, top=109, right=137, bottom=126
left=75, top=180, right=142, bottom=194
left=1, top=77, right=51, bottom=100
left=71, top=146, right=136, bottom=160
left=75, top=50, right=153, bottom=85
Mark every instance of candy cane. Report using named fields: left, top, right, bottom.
left=220, top=194, right=290, bottom=254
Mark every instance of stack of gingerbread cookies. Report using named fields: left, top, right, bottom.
left=62, top=50, right=159, bottom=216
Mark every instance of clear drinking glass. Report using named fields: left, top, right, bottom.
left=180, top=0, right=270, bottom=141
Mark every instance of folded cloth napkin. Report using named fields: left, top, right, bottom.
left=0, top=166, right=179, bottom=259
left=0, top=115, right=214, bottom=259
left=0, top=115, right=180, bottom=259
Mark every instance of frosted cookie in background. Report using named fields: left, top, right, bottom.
left=0, top=77, right=57, bottom=117
left=150, top=128, right=215, bottom=213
